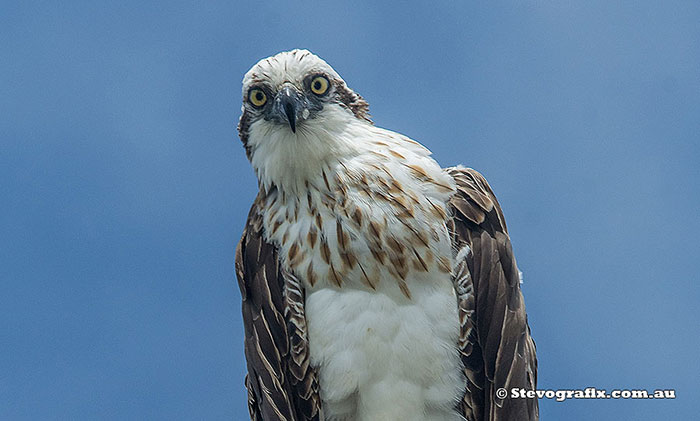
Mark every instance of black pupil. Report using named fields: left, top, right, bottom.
left=255, top=92, right=263, bottom=101
left=314, top=81, right=322, bottom=91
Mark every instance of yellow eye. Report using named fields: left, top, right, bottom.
left=310, top=76, right=329, bottom=95
left=249, top=88, right=267, bottom=107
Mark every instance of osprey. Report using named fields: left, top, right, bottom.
left=235, top=50, right=538, bottom=421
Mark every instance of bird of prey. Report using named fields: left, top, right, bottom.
left=235, top=49, right=538, bottom=421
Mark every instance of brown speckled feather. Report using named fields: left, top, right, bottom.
left=447, top=167, right=539, bottom=421
left=235, top=191, right=321, bottom=421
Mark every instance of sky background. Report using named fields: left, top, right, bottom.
left=2, top=1, right=699, bottom=420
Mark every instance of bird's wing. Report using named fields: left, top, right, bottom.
left=446, top=167, right=539, bottom=421
left=235, top=190, right=321, bottom=421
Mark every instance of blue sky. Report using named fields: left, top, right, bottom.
left=2, top=1, right=699, bottom=419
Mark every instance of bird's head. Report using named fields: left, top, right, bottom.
left=238, top=49, right=372, bottom=193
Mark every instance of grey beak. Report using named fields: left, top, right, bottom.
left=277, top=86, right=302, bottom=133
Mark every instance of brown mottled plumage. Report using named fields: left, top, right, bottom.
left=236, top=168, right=538, bottom=420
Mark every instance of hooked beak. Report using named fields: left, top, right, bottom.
left=276, top=86, right=304, bottom=133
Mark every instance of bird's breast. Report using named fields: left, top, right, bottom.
left=260, top=155, right=456, bottom=298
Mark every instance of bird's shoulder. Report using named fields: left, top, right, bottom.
left=444, top=166, right=508, bottom=235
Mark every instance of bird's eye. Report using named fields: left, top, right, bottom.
left=310, top=76, right=329, bottom=95
left=249, top=88, right=267, bottom=107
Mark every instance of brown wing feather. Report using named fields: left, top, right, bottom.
left=447, top=167, right=538, bottom=421
left=235, top=190, right=321, bottom=421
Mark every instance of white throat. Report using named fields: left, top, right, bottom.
left=248, top=105, right=369, bottom=195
